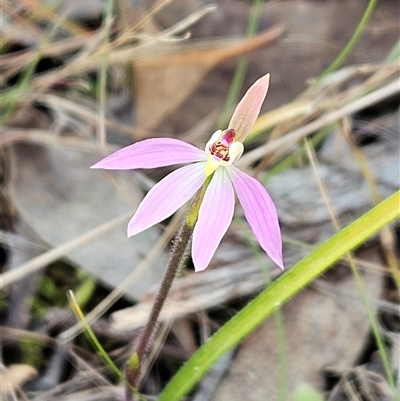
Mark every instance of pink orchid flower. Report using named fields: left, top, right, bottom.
left=92, top=74, right=283, bottom=272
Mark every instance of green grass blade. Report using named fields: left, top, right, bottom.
left=67, top=291, right=147, bottom=401
left=158, top=190, right=400, bottom=401
left=315, top=0, right=379, bottom=83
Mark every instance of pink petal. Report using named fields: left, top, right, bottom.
left=228, top=74, right=270, bottom=142
left=91, top=138, right=206, bottom=170
left=192, top=168, right=235, bottom=272
left=228, top=166, right=283, bottom=269
left=128, top=163, right=206, bottom=236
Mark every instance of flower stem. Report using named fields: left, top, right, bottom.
left=124, top=175, right=214, bottom=400
left=125, top=221, right=193, bottom=399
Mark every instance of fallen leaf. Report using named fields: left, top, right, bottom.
left=10, top=143, right=167, bottom=300
left=133, top=26, right=283, bottom=136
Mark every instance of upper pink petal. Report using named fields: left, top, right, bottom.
left=228, top=166, right=283, bottom=269
left=91, top=138, right=206, bottom=170
left=228, top=74, right=270, bottom=142
left=128, top=163, right=206, bottom=236
left=192, top=167, right=235, bottom=272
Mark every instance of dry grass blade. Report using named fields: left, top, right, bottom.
left=244, top=60, right=399, bottom=170
left=109, top=263, right=280, bottom=335
left=1, top=128, right=119, bottom=150
left=238, top=76, right=400, bottom=168
left=0, top=212, right=131, bottom=288
left=59, top=210, right=182, bottom=343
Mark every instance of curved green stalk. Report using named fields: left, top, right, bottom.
left=316, top=0, right=379, bottom=83
left=158, top=191, right=400, bottom=401
left=67, top=291, right=146, bottom=401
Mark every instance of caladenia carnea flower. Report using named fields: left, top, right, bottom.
left=92, top=73, right=283, bottom=272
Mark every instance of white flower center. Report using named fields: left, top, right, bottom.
left=204, top=129, right=244, bottom=176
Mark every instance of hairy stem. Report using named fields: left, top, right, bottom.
left=125, top=222, right=193, bottom=399
left=124, top=176, right=212, bottom=401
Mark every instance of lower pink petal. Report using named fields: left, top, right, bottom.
left=128, top=163, right=206, bottom=236
left=229, top=166, right=283, bottom=269
left=91, top=138, right=206, bottom=170
left=192, top=168, right=235, bottom=272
